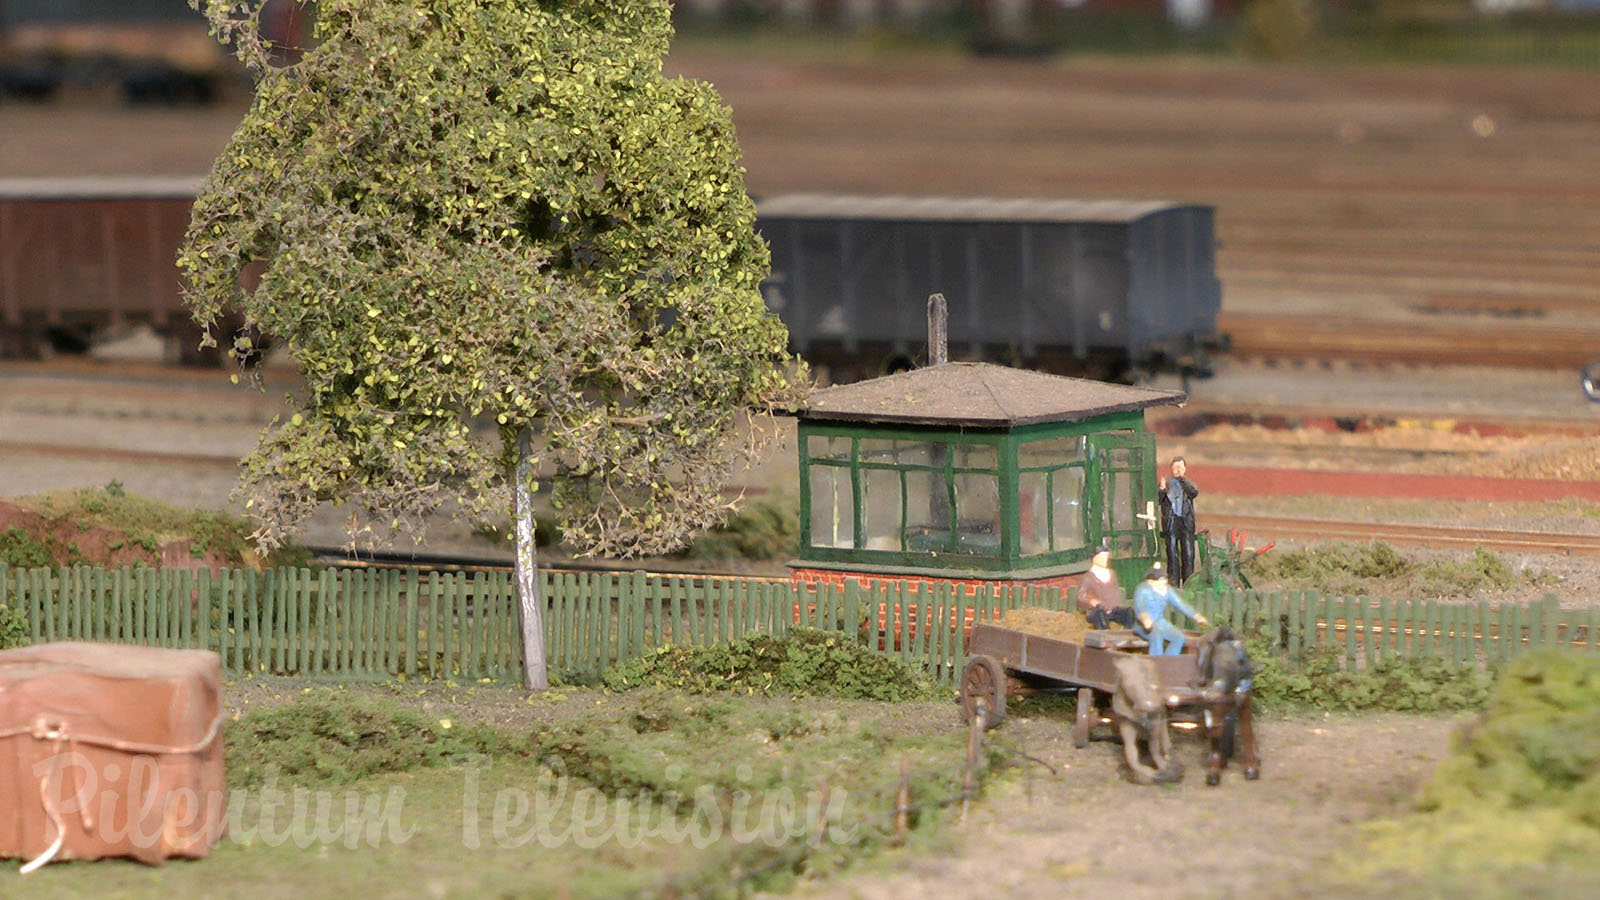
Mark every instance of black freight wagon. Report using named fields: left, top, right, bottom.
left=756, top=194, right=1224, bottom=383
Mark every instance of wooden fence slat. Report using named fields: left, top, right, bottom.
left=720, top=578, right=733, bottom=644
left=346, top=568, right=359, bottom=674
left=315, top=569, right=331, bottom=675
left=917, top=584, right=933, bottom=669
left=464, top=571, right=482, bottom=679
left=574, top=573, right=587, bottom=672
left=613, top=572, right=630, bottom=664
left=192, top=568, right=209, bottom=651
left=361, top=569, right=374, bottom=675
left=652, top=577, right=665, bottom=648
left=580, top=574, right=595, bottom=674
left=374, top=569, right=388, bottom=676
left=494, top=571, right=509, bottom=680
left=87, top=567, right=101, bottom=642
left=633, top=571, right=648, bottom=657
left=161, top=569, right=174, bottom=648
left=294, top=568, right=309, bottom=674
left=25, top=568, right=40, bottom=644
left=1286, top=590, right=1302, bottom=662
left=174, top=568, right=190, bottom=650
left=593, top=574, right=607, bottom=673
left=562, top=573, right=578, bottom=670
left=1476, top=600, right=1491, bottom=664
left=446, top=572, right=462, bottom=679
left=228, top=570, right=244, bottom=672
left=371, top=569, right=384, bottom=675
left=342, top=569, right=356, bottom=674
left=669, top=578, right=684, bottom=647
left=1357, top=596, right=1372, bottom=669
left=67, top=566, right=81, bottom=641
left=404, top=569, right=419, bottom=677
left=599, top=575, right=614, bottom=671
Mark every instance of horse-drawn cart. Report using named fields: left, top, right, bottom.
left=960, top=620, right=1261, bottom=784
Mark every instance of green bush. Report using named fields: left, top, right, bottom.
left=224, top=692, right=525, bottom=788
left=0, top=602, right=27, bottom=650
left=1417, top=548, right=1518, bottom=595
left=12, top=486, right=308, bottom=569
left=603, top=628, right=940, bottom=701
left=682, top=496, right=798, bottom=561
left=1253, top=541, right=1549, bottom=599
left=1420, top=650, right=1600, bottom=815
left=0, top=528, right=59, bottom=568
left=1236, top=0, right=1322, bottom=59
left=1249, top=637, right=1493, bottom=712
left=1343, top=651, right=1600, bottom=886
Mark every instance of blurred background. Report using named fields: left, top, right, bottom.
left=1, top=0, right=1598, bottom=560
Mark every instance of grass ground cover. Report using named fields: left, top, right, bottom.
left=8, top=686, right=992, bottom=899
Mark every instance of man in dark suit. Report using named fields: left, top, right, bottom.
left=1158, top=456, right=1199, bottom=586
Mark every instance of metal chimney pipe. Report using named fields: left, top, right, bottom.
left=927, top=293, right=948, bottom=366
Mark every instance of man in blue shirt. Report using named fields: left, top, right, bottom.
left=1133, top=564, right=1208, bottom=656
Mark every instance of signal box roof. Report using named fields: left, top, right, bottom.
left=758, top=193, right=1195, bottom=224
left=797, top=362, right=1186, bottom=428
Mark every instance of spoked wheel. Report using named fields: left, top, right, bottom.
left=1584, top=361, right=1600, bottom=402
left=1071, top=687, right=1096, bottom=748
left=960, top=655, right=1007, bottom=730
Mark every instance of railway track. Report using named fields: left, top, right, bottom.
left=302, top=544, right=789, bottom=581
left=1199, top=514, right=1600, bottom=557
left=1217, top=312, right=1600, bottom=370
left=304, top=515, right=1600, bottom=580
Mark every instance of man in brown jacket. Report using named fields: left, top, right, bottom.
left=1077, top=543, right=1135, bottom=630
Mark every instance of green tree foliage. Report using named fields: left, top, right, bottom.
left=181, top=0, right=806, bottom=556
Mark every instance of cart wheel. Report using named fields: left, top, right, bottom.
left=960, top=655, right=1007, bottom=730
left=1071, top=687, right=1095, bottom=748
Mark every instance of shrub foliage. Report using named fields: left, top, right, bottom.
left=603, top=628, right=940, bottom=701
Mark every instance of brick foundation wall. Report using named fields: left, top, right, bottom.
left=788, top=566, right=1081, bottom=597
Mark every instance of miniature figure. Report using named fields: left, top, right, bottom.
left=1076, top=542, right=1135, bottom=630
left=1132, top=564, right=1208, bottom=655
left=1111, top=654, right=1181, bottom=784
left=1158, top=455, right=1199, bottom=586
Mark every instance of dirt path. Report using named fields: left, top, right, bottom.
left=783, top=710, right=1467, bottom=900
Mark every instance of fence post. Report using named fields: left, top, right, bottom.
left=1543, top=594, right=1561, bottom=650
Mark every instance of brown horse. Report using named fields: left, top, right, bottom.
left=1110, top=654, right=1183, bottom=784
left=1192, top=627, right=1262, bottom=786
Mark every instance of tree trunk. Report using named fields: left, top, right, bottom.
left=515, top=429, right=548, bottom=690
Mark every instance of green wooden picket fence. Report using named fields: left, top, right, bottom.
left=2, top=564, right=1593, bottom=685
left=0, top=564, right=1068, bottom=685
left=1187, top=588, right=1592, bottom=669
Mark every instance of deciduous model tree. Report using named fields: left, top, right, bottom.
left=179, top=0, right=807, bottom=689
